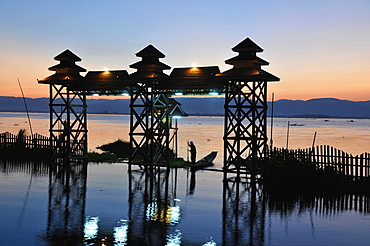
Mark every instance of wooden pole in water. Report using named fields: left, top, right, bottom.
left=17, top=78, right=33, bottom=136
left=186, top=140, right=189, bottom=162
left=175, top=119, right=178, bottom=158
left=270, top=92, right=274, bottom=151
left=286, top=121, right=290, bottom=149
left=312, top=131, right=317, bottom=148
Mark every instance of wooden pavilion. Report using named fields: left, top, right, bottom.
left=38, top=37, right=279, bottom=177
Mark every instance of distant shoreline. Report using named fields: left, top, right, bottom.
left=1, top=96, right=369, bottom=119
left=1, top=111, right=369, bottom=119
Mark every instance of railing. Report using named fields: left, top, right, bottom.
left=0, top=132, right=51, bottom=149
left=272, top=145, right=370, bottom=179
left=0, top=132, right=89, bottom=161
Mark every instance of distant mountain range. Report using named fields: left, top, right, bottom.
left=0, top=96, right=369, bottom=118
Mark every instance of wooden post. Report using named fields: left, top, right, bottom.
left=312, top=131, right=317, bottom=148
left=270, top=92, right=274, bottom=152
left=286, top=121, right=290, bottom=149
left=360, top=154, right=364, bottom=178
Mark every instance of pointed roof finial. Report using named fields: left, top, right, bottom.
left=135, top=44, right=166, bottom=58
left=232, top=37, right=263, bottom=53
left=54, top=49, right=83, bottom=61
left=49, top=49, right=86, bottom=73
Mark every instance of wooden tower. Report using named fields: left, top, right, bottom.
left=129, top=45, right=172, bottom=166
left=218, top=38, right=279, bottom=178
left=38, top=49, right=88, bottom=161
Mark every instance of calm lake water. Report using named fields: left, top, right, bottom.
left=1, top=112, right=370, bottom=245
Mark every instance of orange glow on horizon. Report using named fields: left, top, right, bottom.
left=1, top=40, right=369, bottom=102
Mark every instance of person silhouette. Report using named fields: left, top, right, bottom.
left=188, top=141, right=197, bottom=164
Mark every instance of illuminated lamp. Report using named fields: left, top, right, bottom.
left=174, top=92, right=183, bottom=96
left=121, top=92, right=130, bottom=96
left=209, top=91, right=219, bottom=96
left=92, top=93, right=99, bottom=96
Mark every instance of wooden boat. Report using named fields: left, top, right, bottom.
left=191, top=151, right=217, bottom=169
left=289, top=123, right=305, bottom=126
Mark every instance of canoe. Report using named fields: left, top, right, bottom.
left=289, top=123, right=305, bottom=126
left=191, top=151, right=217, bottom=168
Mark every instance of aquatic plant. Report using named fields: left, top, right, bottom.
left=96, top=139, right=130, bottom=158
left=94, top=139, right=186, bottom=166
left=87, top=151, right=119, bottom=162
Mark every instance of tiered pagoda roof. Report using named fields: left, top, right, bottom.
left=217, top=38, right=279, bottom=81
left=129, top=44, right=171, bottom=80
left=169, top=98, right=188, bottom=117
left=38, top=49, right=86, bottom=84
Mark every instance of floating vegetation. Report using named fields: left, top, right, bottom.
left=87, top=152, right=120, bottom=163
left=91, top=139, right=190, bottom=167
left=96, top=139, right=130, bottom=159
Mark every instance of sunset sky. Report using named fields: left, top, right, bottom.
left=1, top=0, right=369, bottom=101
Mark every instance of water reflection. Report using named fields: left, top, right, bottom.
left=223, top=175, right=266, bottom=246
left=0, top=159, right=50, bottom=176
left=188, top=169, right=196, bottom=195
left=44, top=161, right=88, bottom=245
left=2, top=160, right=370, bottom=245
left=222, top=172, right=370, bottom=246
left=127, top=166, right=181, bottom=245
left=265, top=191, right=370, bottom=216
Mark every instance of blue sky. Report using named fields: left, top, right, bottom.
left=1, top=0, right=369, bottom=100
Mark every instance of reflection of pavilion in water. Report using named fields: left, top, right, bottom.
left=3, top=160, right=370, bottom=245
left=44, top=161, right=88, bottom=244
left=222, top=170, right=370, bottom=245
left=81, top=165, right=187, bottom=245
left=126, top=166, right=181, bottom=245
left=223, top=173, right=266, bottom=246
left=43, top=162, right=183, bottom=245
left=0, top=161, right=370, bottom=245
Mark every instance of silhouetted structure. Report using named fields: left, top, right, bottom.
left=38, top=50, right=88, bottom=161
left=38, top=38, right=279, bottom=173
left=217, top=38, right=279, bottom=180
left=128, top=45, right=173, bottom=165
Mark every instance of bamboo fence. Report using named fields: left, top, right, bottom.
left=272, top=145, right=370, bottom=179
left=0, top=132, right=51, bottom=149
